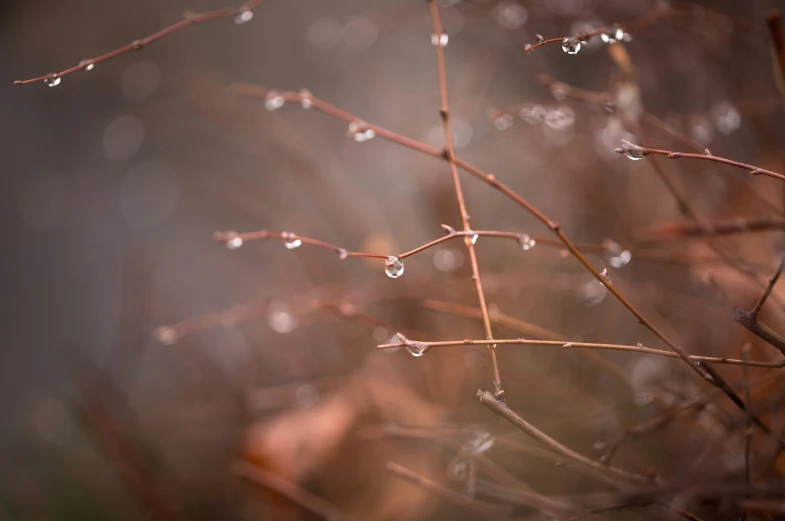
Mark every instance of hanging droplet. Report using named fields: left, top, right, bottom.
left=711, top=101, right=741, bottom=135
left=599, top=268, right=611, bottom=286
left=234, top=10, right=253, bottom=24
left=603, top=239, right=631, bottom=268
left=395, top=332, right=427, bottom=357
left=299, top=89, right=313, bottom=109
left=470, top=233, right=479, bottom=245
left=519, top=233, right=536, bottom=250
left=267, top=301, right=297, bottom=334
left=44, top=74, right=61, bottom=87
left=79, top=60, right=95, bottom=71
left=536, top=34, right=545, bottom=43
left=154, top=326, right=178, bottom=345
left=600, top=26, right=624, bottom=43
left=620, top=140, right=645, bottom=160
left=561, top=36, right=581, bottom=54
left=520, top=105, right=546, bottom=125
left=493, top=113, right=514, bottom=130
left=337, top=248, right=349, bottom=260
left=562, top=342, right=573, bottom=349
left=264, top=90, right=285, bottom=111
left=281, top=231, right=302, bottom=249
left=384, top=256, right=404, bottom=278
left=224, top=231, right=244, bottom=250
left=431, top=32, right=449, bottom=46
left=348, top=121, right=375, bottom=142
left=468, top=430, right=495, bottom=455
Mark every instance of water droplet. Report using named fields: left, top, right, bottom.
left=223, top=231, right=243, bottom=250
left=711, top=101, right=741, bottom=135
left=348, top=121, right=375, bottom=142
left=470, top=233, right=479, bottom=245
left=562, top=342, right=573, bottom=349
left=154, top=326, right=178, bottom=345
left=519, top=234, right=536, bottom=250
left=536, top=34, right=545, bottom=43
left=79, top=60, right=95, bottom=71
left=582, top=278, right=607, bottom=306
left=337, top=248, right=348, bottom=260
left=603, top=239, right=631, bottom=268
left=561, top=36, right=581, bottom=54
left=431, top=32, right=449, bottom=46
left=620, top=140, right=644, bottom=160
left=264, top=90, right=285, bottom=111
left=373, top=326, right=389, bottom=342
left=396, top=332, right=427, bottom=357
left=468, top=430, right=494, bottom=454
left=44, top=74, right=61, bottom=87
left=544, top=106, right=575, bottom=130
left=268, top=301, right=297, bottom=334
left=690, top=115, right=715, bottom=145
left=520, top=104, right=546, bottom=124
left=281, top=231, right=302, bottom=249
left=234, top=10, right=253, bottom=24
left=599, top=268, right=611, bottom=286
left=493, top=113, right=514, bottom=130
left=384, top=256, right=404, bottom=278
left=299, top=89, right=313, bottom=109
left=448, top=457, right=468, bottom=481
left=600, top=26, right=624, bottom=43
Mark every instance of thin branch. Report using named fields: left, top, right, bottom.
left=377, top=337, right=784, bottom=368
left=426, top=0, right=503, bottom=399
left=231, top=83, right=716, bottom=383
left=750, top=255, right=785, bottom=317
left=735, top=256, right=785, bottom=356
left=385, top=461, right=512, bottom=517
left=614, top=143, right=785, bottom=183
left=477, top=390, right=655, bottom=487
left=232, top=460, right=343, bottom=521
left=213, top=227, right=531, bottom=260
left=15, top=1, right=270, bottom=85
left=639, top=216, right=785, bottom=242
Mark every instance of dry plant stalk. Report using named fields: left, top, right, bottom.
left=16, top=1, right=785, bottom=520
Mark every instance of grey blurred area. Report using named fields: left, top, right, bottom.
left=2, top=0, right=785, bottom=519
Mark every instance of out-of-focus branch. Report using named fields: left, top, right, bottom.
left=735, top=256, right=785, bottom=357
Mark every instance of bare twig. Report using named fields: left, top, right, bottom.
left=477, top=390, right=655, bottom=487
left=614, top=143, right=785, bottom=183
left=15, top=1, right=270, bottom=85
left=378, top=337, right=784, bottom=368
left=640, top=216, right=785, bottom=241
left=735, top=256, right=785, bottom=356
left=232, top=460, right=343, bottom=521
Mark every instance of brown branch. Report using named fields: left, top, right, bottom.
left=14, top=0, right=269, bottom=85
left=232, top=461, right=343, bottom=521
left=385, top=461, right=512, bottom=517
left=477, top=390, right=655, bottom=487
left=231, top=83, right=716, bottom=384
left=426, top=0, right=503, bottom=400
left=639, top=216, right=785, bottom=242
left=614, top=143, right=785, bottom=183
left=377, top=337, right=784, bottom=368
left=735, top=255, right=785, bottom=357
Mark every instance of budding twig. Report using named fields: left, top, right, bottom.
left=14, top=0, right=270, bottom=85
left=377, top=337, right=784, bottom=368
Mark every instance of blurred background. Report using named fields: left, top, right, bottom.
left=2, top=0, right=785, bottom=519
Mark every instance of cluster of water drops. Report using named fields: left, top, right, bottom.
left=519, top=233, right=536, bottom=250
left=281, top=231, right=302, bottom=249
left=347, top=121, right=376, bottom=142
left=431, top=32, right=449, bottom=47
left=491, top=104, right=575, bottom=132
left=264, top=90, right=285, bottom=111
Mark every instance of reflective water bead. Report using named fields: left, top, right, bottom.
left=395, top=332, right=427, bottom=357
left=267, top=302, right=297, bottom=333
left=431, top=32, right=449, bottom=46
left=224, top=231, right=243, bottom=250
left=281, top=231, right=302, bottom=249
left=79, top=60, right=95, bottom=71
left=519, top=233, right=536, bottom=250
left=44, top=74, right=61, bottom=87
left=447, top=458, right=468, bottom=481
left=493, top=113, right=514, bottom=130
left=561, top=36, right=581, bottom=54
left=384, top=256, right=404, bottom=278
left=620, top=140, right=645, bottom=160
left=299, top=89, right=313, bottom=109
left=711, top=101, right=741, bottom=135
left=520, top=105, right=546, bottom=125
left=600, top=26, right=624, bottom=43
left=154, top=326, right=178, bottom=345
left=609, top=250, right=631, bottom=268
left=470, top=233, right=479, bottom=245
left=234, top=10, right=253, bottom=24
left=337, top=248, right=349, bottom=260
left=264, top=90, right=285, bottom=111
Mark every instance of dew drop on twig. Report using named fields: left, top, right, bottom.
left=44, top=74, right=61, bottom=87
left=561, top=36, right=581, bottom=54
left=234, top=10, right=253, bottom=24
left=224, top=231, right=243, bottom=250
left=519, top=233, right=536, bottom=250
left=385, top=256, right=404, bottom=278
left=431, top=32, right=449, bottom=46
left=264, top=90, right=285, bottom=111
left=281, top=231, right=302, bottom=250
